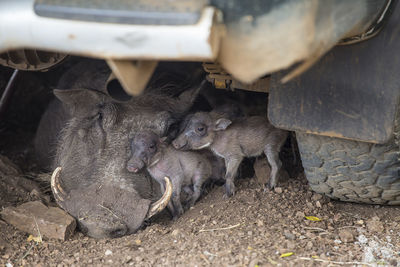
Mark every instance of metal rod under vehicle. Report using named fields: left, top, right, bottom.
left=0, top=69, right=19, bottom=118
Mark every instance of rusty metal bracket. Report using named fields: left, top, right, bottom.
left=203, top=62, right=269, bottom=93
left=106, top=60, right=158, bottom=96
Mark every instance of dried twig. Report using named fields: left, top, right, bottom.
left=200, top=254, right=210, bottom=264
left=199, top=223, right=241, bottom=233
left=302, top=226, right=327, bottom=232
left=17, top=243, right=34, bottom=262
left=297, top=257, right=374, bottom=266
left=33, top=217, right=43, bottom=243
left=98, top=204, right=121, bottom=220
left=338, top=225, right=360, bottom=230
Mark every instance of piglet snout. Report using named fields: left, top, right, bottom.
left=127, top=165, right=139, bottom=173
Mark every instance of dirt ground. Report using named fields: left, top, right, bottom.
left=1, top=150, right=400, bottom=267
left=1, top=69, right=400, bottom=267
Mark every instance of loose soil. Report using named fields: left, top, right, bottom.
left=0, top=68, right=399, bottom=267
left=1, top=162, right=400, bottom=267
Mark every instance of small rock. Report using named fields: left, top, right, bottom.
left=316, top=201, right=322, bottom=208
left=284, top=231, right=295, bottom=240
left=274, top=187, right=283, bottom=194
left=355, top=220, right=364, bottom=225
left=256, top=219, right=264, bottom=227
left=171, top=229, right=180, bottom=236
left=339, top=229, right=354, bottom=243
left=105, top=249, right=113, bottom=256
left=333, top=213, right=342, bottom=222
left=125, top=256, right=132, bottom=263
left=311, top=194, right=322, bottom=201
left=366, top=218, right=384, bottom=233
left=1, top=201, right=76, bottom=240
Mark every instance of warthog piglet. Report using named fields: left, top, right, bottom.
left=172, top=112, right=288, bottom=197
left=127, top=130, right=212, bottom=219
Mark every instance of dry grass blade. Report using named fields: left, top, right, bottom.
left=33, top=217, right=42, bottom=243
left=98, top=204, right=121, bottom=220
left=199, top=223, right=240, bottom=233
left=302, top=226, right=327, bottom=232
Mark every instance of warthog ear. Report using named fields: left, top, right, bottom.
left=53, top=89, right=107, bottom=115
left=214, top=118, right=232, bottom=131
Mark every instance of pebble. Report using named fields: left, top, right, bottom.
left=274, top=187, right=283, bottom=194
left=311, top=194, right=322, bottom=201
left=366, top=218, right=384, bottom=233
left=338, top=229, right=354, bottom=243
left=105, top=249, right=113, bottom=256
left=171, top=229, right=180, bottom=236
left=315, top=201, right=322, bottom=208
left=355, top=220, right=364, bottom=225
left=284, top=230, right=295, bottom=240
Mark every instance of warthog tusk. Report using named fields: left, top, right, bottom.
left=51, top=167, right=67, bottom=208
left=147, top=177, right=172, bottom=219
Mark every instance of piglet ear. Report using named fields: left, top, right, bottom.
left=214, top=118, right=232, bottom=131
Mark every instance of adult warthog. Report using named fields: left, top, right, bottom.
left=35, top=60, right=204, bottom=238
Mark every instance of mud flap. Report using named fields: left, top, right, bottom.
left=268, top=4, right=400, bottom=144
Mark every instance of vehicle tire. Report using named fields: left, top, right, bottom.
left=296, top=126, right=400, bottom=205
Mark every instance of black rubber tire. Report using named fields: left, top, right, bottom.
left=296, top=131, right=400, bottom=205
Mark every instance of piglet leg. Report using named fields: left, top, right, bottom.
left=264, top=144, right=282, bottom=189
left=159, top=182, right=175, bottom=219
left=171, top=178, right=184, bottom=220
left=224, top=157, right=243, bottom=198
left=188, top=176, right=203, bottom=207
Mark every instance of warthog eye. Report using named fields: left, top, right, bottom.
left=195, top=125, right=206, bottom=136
left=149, top=143, right=156, bottom=152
